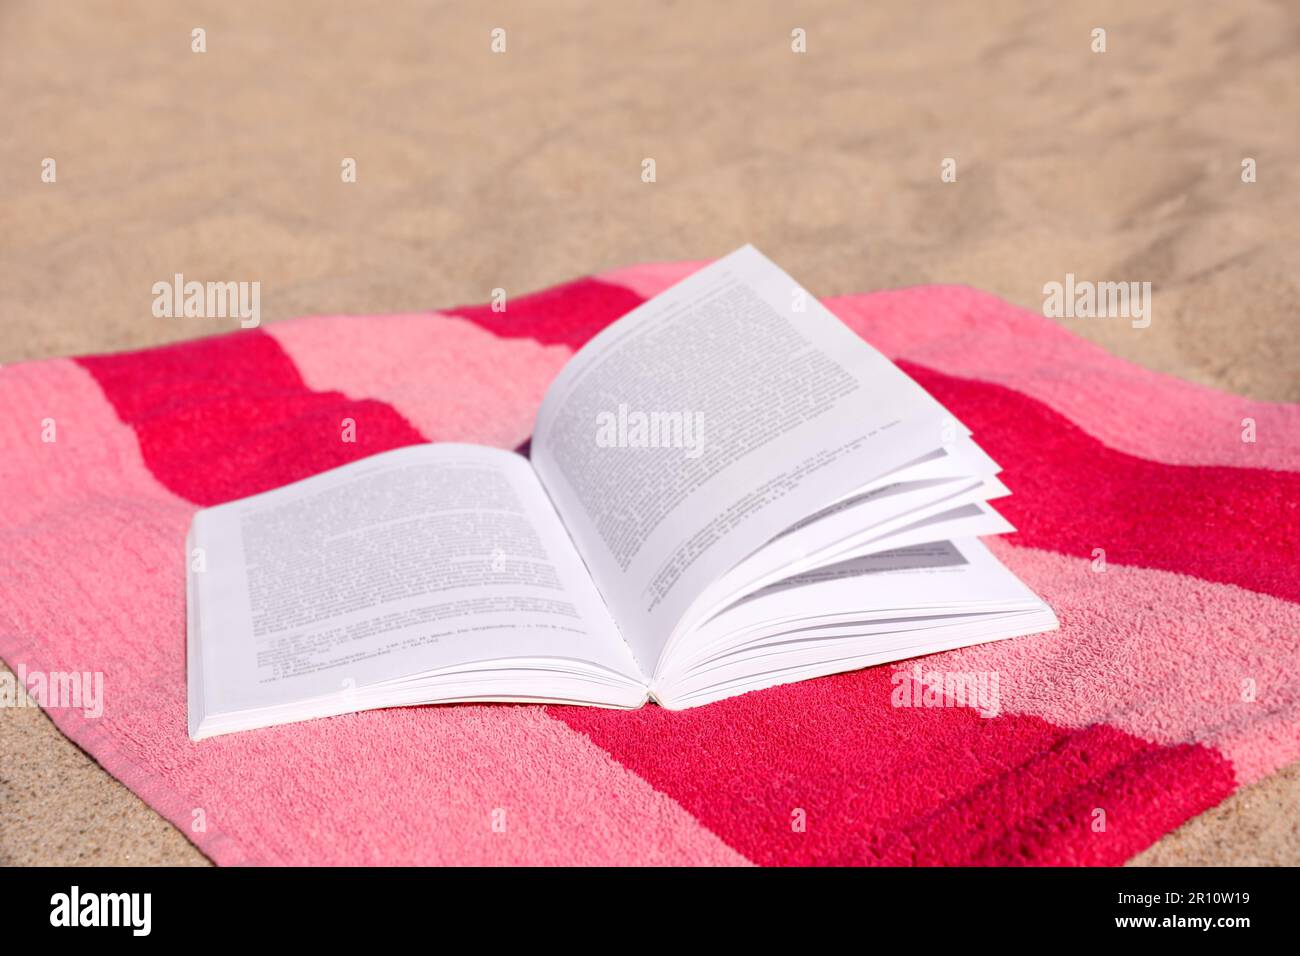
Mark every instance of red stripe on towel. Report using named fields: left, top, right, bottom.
left=444, top=277, right=645, bottom=349
left=898, top=361, right=1300, bottom=605
left=553, top=668, right=1236, bottom=866
left=77, top=332, right=427, bottom=506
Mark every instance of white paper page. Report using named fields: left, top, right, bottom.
left=664, top=438, right=1006, bottom=635
left=823, top=436, right=1000, bottom=509
left=668, top=613, right=1057, bottom=708
left=823, top=501, right=1015, bottom=561
left=665, top=475, right=1002, bottom=645
left=693, top=539, right=1046, bottom=641
left=530, top=245, right=964, bottom=675
left=658, top=538, right=1053, bottom=685
left=192, top=443, right=643, bottom=720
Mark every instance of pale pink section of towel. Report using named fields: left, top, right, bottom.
left=914, top=539, right=1300, bottom=787
left=0, top=359, right=747, bottom=866
left=266, top=312, right=572, bottom=450
left=597, top=263, right=1300, bottom=471
left=827, top=285, right=1300, bottom=472
left=0, top=359, right=183, bottom=526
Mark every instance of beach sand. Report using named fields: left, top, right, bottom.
left=1, top=0, right=1296, bottom=865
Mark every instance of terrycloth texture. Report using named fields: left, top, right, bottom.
left=2, top=262, right=1297, bottom=865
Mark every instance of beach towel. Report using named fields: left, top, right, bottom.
left=2, top=259, right=1297, bottom=865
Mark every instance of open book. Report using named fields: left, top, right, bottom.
left=187, top=246, right=1057, bottom=739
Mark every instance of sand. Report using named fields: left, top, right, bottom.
left=1, top=0, right=1296, bottom=865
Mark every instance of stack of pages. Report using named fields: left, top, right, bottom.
left=188, top=246, right=1057, bottom=739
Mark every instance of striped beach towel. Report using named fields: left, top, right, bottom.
left=2, top=260, right=1297, bottom=865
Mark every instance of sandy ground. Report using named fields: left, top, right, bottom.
left=1, top=0, right=1296, bottom=865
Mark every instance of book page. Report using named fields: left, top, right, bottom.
left=530, top=245, right=962, bottom=675
left=654, top=539, right=1058, bottom=707
left=191, top=443, right=643, bottom=720
left=673, top=476, right=1011, bottom=640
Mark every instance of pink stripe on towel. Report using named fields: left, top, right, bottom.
left=267, top=312, right=568, bottom=450
left=936, top=540, right=1300, bottom=787
left=827, top=285, right=1300, bottom=472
